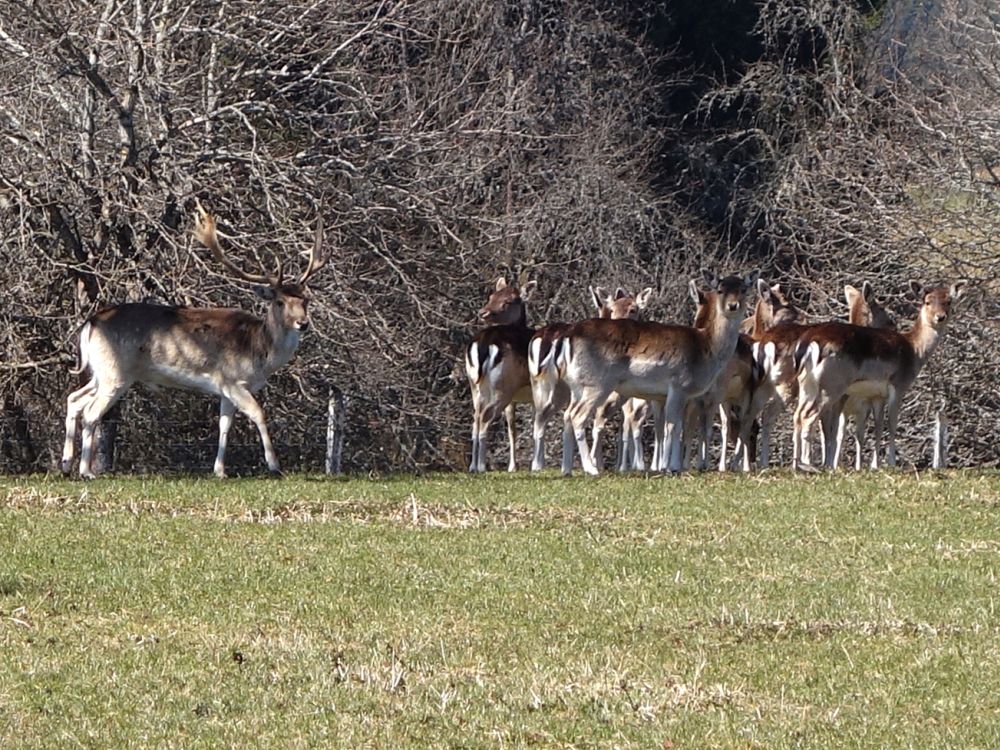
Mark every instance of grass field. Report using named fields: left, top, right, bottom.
left=2, top=471, right=1000, bottom=748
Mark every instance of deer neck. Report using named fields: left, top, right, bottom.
left=263, top=311, right=302, bottom=372
left=509, top=302, right=529, bottom=330
left=701, top=299, right=743, bottom=369
left=904, top=312, right=943, bottom=366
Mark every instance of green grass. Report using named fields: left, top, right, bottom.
left=2, top=471, right=1000, bottom=748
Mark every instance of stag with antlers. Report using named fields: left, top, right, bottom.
left=60, top=204, right=326, bottom=479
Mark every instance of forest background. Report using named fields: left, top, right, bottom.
left=1, top=0, right=997, bottom=474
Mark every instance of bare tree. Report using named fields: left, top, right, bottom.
left=0, top=0, right=699, bottom=473
left=692, top=0, right=1000, bottom=466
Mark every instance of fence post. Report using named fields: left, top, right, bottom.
left=326, top=387, right=345, bottom=475
left=932, top=411, right=948, bottom=470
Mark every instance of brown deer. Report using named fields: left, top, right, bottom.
left=528, top=286, right=652, bottom=472
left=466, top=277, right=537, bottom=472
left=588, top=287, right=654, bottom=470
left=61, top=204, right=326, bottom=479
left=684, top=279, right=786, bottom=472
left=725, top=282, right=808, bottom=469
left=835, top=282, right=896, bottom=469
left=556, top=270, right=756, bottom=475
left=750, top=281, right=899, bottom=469
left=792, top=282, right=964, bottom=469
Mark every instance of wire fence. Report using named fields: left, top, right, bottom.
left=2, top=384, right=990, bottom=477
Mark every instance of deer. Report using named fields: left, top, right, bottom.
left=588, top=287, right=654, bottom=471
left=708, top=282, right=806, bottom=470
left=835, top=282, right=896, bottom=469
left=556, top=270, right=757, bottom=476
left=528, top=286, right=652, bottom=472
left=749, top=281, right=899, bottom=469
left=466, top=277, right=537, bottom=473
left=777, top=281, right=896, bottom=470
left=792, top=282, right=964, bottom=470
left=681, top=279, right=788, bottom=472
left=61, top=204, right=326, bottom=479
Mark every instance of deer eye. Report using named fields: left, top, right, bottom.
left=276, top=299, right=285, bottom=308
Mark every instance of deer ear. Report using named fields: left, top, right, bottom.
left=255, top=285, right=276, bottom=301
left=756, top=278, right=770, bottom=299
left=590, top=286, right=606, bottom=311
left=688, top=279, right=701, bottom=305
left=614, top=287, right=628, bottom=300
left=909, top=280, right=923, bottom=298
left=862, top=280, right=875, bottom=302
left=844, top=285, right=861, bottom=306
left=495, top=277, right=508, bottom=291
left=520, top=280, right=537, bottom=301
left=950, top=281, right=966, bottom=299
left=635, top=287, right=653, bottom=309
left=701, top=268, right=717, bottom=288
left=743, top=269, right=760, bottom=289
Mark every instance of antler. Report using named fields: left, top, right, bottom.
left=298, top=214, right=326, bottom=285
left=193, top=201, right=278, bottom=286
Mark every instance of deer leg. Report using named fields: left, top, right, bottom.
left=61, top=378, right=98, bottom=474
left=623, top=400, right=644, bottom=472
left=469, top=417, right=479, bottom=473
left=469, top=389, right=482, bottom=473
left=835, top=409, right=851, bottom=470
left=567, top=386, right=609, bottom=476
left=681, top=402, right=694, bottom=470
left=214, top=397, right=237, bottom=478
left=560, top=416, right=574, bottom=475
left=699, top=403, right=712, bottom=471
left=853, top=414, right=863, bottom=471
left=797, top=393, right=827, bottom=471
left=615, top=403, right=628, bottom=472
left=617, top=406, right=631, bottom=472
left=631, top=409, right=647, bottom=472
left=853, top=402, right=871, bottom=471
left=885, top=388, right=900, bottom=468
left=792, top=396, right=812, bottom=471
left=590, top=401, right=610, bottom=471
left=757, top=399, right=780, bottom=469
left=504, top=403, right=517, bottom=472
left=78, top=382, right=129, bottom=479
left=224, top=385, right=281, bottom=475
left=870, top=400, right=885, bottom=470
left=531, top=402, right=547, bottom=472
left=477, top=402, right=499, bottom=473
left=718, top=405, right=730, bottom=472
left=651, top=401, right=665, bottom=471
left=531, top=377, right=557, bottom=472
left=821, top=405, right=842, bottom=469
left=664, top=390, right=687, bottom=474
left=733, top=409, right=754, bottom=472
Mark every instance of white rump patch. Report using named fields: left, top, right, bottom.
left=465, top=342, right=479, bottom=383
left=486, top=345, right=500, bottom=373
left=528, top=337, right=543, bottom=377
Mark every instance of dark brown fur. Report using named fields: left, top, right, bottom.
left=529, top=322, right=571, bottom=371
left=752, top=322, right=812, bottom=369
left=566, top=318, right=707, bottom=365
left=796, top=323, right=917, bottom=386
left=469, top=322, right=535, bottom=379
